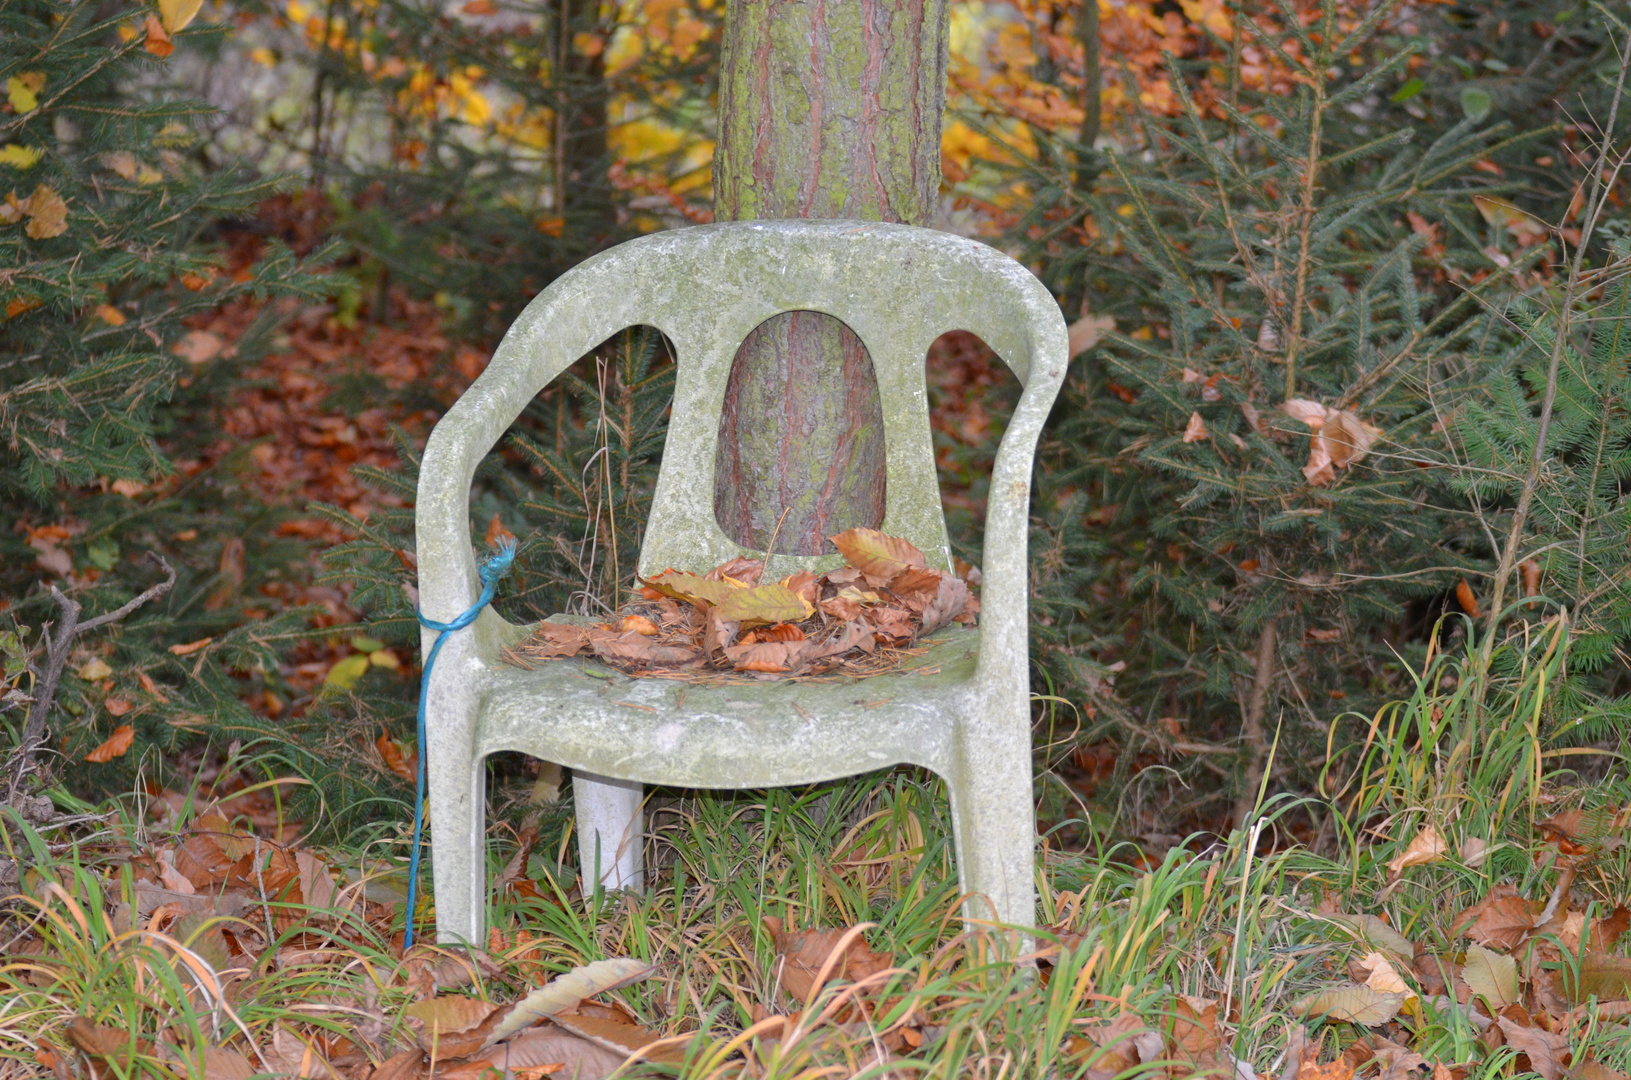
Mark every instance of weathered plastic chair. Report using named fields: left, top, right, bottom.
left=417, top=220, right=1067, bottom=947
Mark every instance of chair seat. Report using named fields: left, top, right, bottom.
left=475, top=625, right=982, bottom=788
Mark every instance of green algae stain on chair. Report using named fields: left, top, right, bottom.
left=416, top=220, right=1068, bottom=948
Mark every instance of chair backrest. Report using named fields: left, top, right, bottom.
left=417, top=221, right=1066, bottom=618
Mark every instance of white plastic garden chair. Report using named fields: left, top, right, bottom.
left=416, top=219, right=1067, bottom=947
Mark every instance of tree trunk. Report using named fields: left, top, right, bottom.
left=712, top=0, right=951, bottom=554
left=556, top=0, right=611, bottom=238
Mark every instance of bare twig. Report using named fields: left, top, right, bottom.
left=7, top=553, right=176, bottom=799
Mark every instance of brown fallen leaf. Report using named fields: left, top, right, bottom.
left=1455, top=578, right=1480, bottom=617
left=917, top=575, right=970, bottom=636
left=444, top=1024, right=622, bottom=1080
left=377, top=733, right=418, bottom=782
left=763, top=917, right=893, bottom=1007
left=1067, top=1011, right=1162, bottom=1077
left=266, top=1027, right=334, bottom=1079
left=1170, top=995, right=1221, bottom=1070
left=143, top=13, right=174, bottom=55
left=1292, top=983, right=1405, bottom=1025
left=781, top=570, right=820, bottom=605
left=1573, top=951, right=1631, bottom=1003
left=1452, top=888, right=1536, bottom=951
left=1593, top=906, right=1631, bottom=952
left=173, top=833, right=233, bottom=889
left=1569, top=1062, right=1631, bottom=1080
left=1298, top=1060, right=1356, bottom=1080
left=1183, top=411, right=1208, bottom=443
left=810, top=618, right=875, bottom=659
left=724, top=640, right=808, bottom=673
left=200, top=1046, right=257, bottom=1080
left=550, top=1011, right=687, bottom=1065
left=706, top=556, right=763, bottom=585
left=84, top=725, right=136, bottom=763
left=1495, top=1016, right=1569, bottom=1080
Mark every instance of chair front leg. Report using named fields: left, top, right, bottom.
left=946, top=695, right=1037, bottom=956
left=573, top=771, right=644, bottom=895
left=430, top=744, right=487, bottom=947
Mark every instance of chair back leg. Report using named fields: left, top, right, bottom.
left=574, top=771, right=644, bottom=895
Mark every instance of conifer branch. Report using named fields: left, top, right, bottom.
left=1479, top=41, right=1630, bottom=662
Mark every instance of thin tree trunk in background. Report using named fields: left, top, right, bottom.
left=1077, top=0, right=1101, bottom=166
left=712, top=0, right=951, bottom=555
left=1232, top=617, right=1279, bottom=829
left=556, top=0, right=610, bottom=239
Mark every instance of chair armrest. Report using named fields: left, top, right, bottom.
left=975, top=312, right=1070, bottom=694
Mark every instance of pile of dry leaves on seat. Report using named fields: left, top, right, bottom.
left=507, top=528, right=978, bottom=679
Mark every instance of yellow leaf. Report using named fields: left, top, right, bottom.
left=249, top=47, right=277, bottom=67
left=715, top=582, right=814, bottom=628
left=118, top=22, right=140, bottom=41
left=23, top=184, right=67, bottom=239
left=368, top=649, right=400, bottom=669
left=323, top=653, right=372, bottom=691
left=640, top=571, right=737, bottom=608
left=80, top=658, right=115, bottom=681
left=6, top=74, right=44, bottom=114
left=94, top=304, right=126, bottom=326
left=0, top=144, right=41, bottom=170
left=1461, top=944, right=1519, bottom=1009
left=158, top=0, right=204, bottom=33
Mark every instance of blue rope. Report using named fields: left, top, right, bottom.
left=404, top=538, right=517, bottom=950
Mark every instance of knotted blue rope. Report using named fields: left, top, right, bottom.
left=405, top=538, right=517, bottom=950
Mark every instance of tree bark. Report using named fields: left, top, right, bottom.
left=712, top=0, right=951, bottom=554
left=556, top=0, right=611, bottom=238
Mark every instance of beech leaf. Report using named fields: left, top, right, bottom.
left=85, top=724, right=135, bottom=763
left=640, top=571, right=736, bottom=608
left=1460, top=944, right=1519, bottom=1009
left=1292, top=983, right=1405, bottom=1025
left=828, top=528, right=926, bottom=583
left=1387, top=824, right=1447, bottom=877
left=715, top=582, right=813, bottom=627
left=482, top=958, right=655, bottom=1047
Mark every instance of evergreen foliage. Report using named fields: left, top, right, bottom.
left=0, top=0, right=327, bottom=800
left=1016, top=0, right=1631, bottom=819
